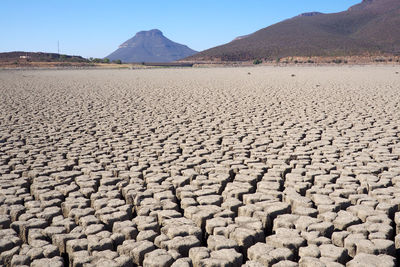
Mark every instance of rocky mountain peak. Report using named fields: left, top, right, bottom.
left=107, top=30, right=197, bottom=63
left=136, top=29, right=163, bottom=37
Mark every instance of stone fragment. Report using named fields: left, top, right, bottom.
left=143, top=249, right=174, bottom=267
left=347, top=253, right=396, bottom=267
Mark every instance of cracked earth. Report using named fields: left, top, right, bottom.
left=1, top=66, right=400, bottom=267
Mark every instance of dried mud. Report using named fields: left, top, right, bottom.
left=1, top=66, right=400, bottom=266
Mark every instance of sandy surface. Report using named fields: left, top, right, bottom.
left=1, top=66, right=400, bottom=266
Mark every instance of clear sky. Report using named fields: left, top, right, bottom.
left=1, top=0, right=361, bottom=58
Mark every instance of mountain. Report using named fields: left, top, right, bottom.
left=186, top=0, right=400, bottom=61
left=106, top=29, right=197, bottom=63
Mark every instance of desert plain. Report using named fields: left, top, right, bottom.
left=1, top=66, right=400, bottom=267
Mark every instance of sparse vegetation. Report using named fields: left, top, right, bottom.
left=91, top=58, right=103, bottom=63
left=89, top=57, right=120, bottom=64
left=374, top=58, right=386, bottom=63
left=253, top=59, right=262, bottom=65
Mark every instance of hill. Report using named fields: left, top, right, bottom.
left=106, top=29, right=197, bottom=63
left=0, top=51, right=88, bottom=63
left=186, top=0, right=400, bottom=61
left=0, top=52, right=134, bottom=69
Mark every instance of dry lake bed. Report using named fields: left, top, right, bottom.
left=1, top=66, right=400, bottom=266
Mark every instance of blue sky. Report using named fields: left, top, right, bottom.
left=1, top=0, right=360, bottom=58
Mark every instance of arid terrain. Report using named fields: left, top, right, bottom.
left=1, top=66, right=400, bottom=266
left=187, top=0, right=400, bottom=62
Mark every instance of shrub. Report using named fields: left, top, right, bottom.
left=103, top=58, right=110, bottom=63
left=253, top=59, right=262, bottom=65
left=374, top=58, right=385, bottom=62
left=92, top=58, right=103, bottom=63
left=112, top=59, right=122, bottom=64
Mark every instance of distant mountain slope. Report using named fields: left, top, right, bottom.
left=186, top=0, right=400, bottom=61
left=0, top=51, right=87, bottom=62
left=106, top=29, right=197, bottom=63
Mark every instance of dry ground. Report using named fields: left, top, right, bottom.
left=1, top=66, right=400, bottom=266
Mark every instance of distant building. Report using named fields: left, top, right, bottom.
left=20, top=55, right=31, bottom=59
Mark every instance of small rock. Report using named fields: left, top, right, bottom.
left=143, top=249, right=174, bottom=267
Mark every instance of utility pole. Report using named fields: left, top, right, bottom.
left=58, top=41, right=60, bottom=55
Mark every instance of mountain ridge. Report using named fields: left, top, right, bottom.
left=186, top=0, right=400, bottom=62
left=0, top=51, right=87, bottom=62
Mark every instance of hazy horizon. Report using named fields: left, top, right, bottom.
left=1, top=0, right=360, bottom=58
